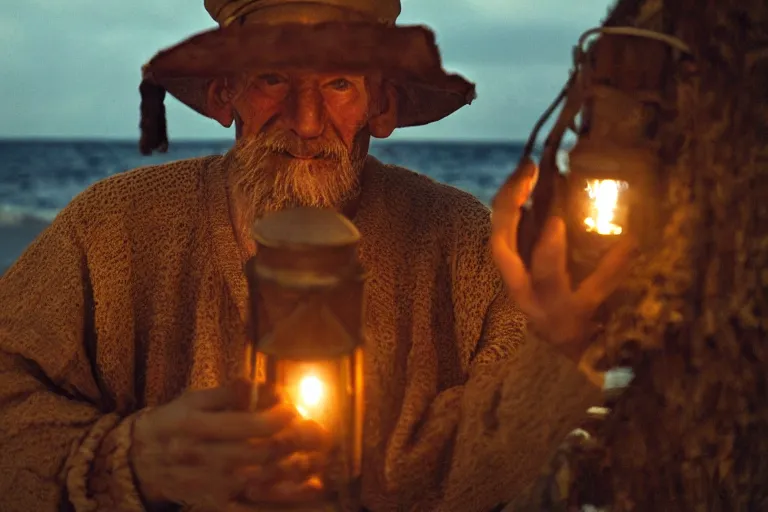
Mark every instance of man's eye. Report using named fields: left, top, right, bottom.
left=258, top=74, right=286, bottom=86
left=327, top=78, right=352, bottom=91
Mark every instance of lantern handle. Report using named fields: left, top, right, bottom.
left=576, top=26, right=693, bottom=58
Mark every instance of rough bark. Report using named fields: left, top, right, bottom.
left=600, top=1, right=768, bottom=509
left=520, top=1, right=768, bottom=510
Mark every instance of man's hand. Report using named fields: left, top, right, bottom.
left=130, top=378, right=333, bottom=510
left=490, top=159, right=637, bottom=362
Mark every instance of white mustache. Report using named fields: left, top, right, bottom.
left=254, top=130, right=348, bottom=161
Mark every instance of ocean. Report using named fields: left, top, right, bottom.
left=0, top=139, right=529, bottom=273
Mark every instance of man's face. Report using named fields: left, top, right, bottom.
left=217, top=71, right=387, bottom=216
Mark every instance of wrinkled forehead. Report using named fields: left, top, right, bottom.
left=230, top=69, right=383, bottom=91
left=240, top=68, right=380, bottom=80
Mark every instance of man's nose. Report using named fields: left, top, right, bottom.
left=286, top=85, right=325, bottom=139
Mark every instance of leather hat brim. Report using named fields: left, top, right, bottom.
left=138, top=22, right=476, bottom=154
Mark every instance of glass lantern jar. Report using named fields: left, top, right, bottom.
left=244, top=207, right=366, bottom=511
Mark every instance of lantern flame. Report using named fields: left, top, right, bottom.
left=583, top=179, right=626, bottom=236
left=296, top=374, right=325, bottom=418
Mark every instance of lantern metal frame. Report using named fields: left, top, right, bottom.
left=506, top=26, right=692, bottom=282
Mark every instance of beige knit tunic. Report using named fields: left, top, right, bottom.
left=0, top=155, right=599, bottom=512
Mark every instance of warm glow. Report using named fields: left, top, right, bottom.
left=251, top=348, right=365, bottom=501
left=583, top=179, right=627, bottom=235
left=296, top=374, right=325, bottom=418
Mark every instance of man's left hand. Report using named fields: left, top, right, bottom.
left=490, top=159, right=638, bottom=362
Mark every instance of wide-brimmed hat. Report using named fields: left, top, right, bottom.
left=138, top=0, right=477, bottom=155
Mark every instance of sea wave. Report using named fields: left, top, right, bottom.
left=0, top=204, right=54, bottom=274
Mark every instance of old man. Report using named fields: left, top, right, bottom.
left=0, top=1, right=623, bottom=511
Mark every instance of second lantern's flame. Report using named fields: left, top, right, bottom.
left=296, top=375, right=325, bottom=418
left=583, top=179, right=625, bottom=236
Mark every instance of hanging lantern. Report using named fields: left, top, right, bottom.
left=564, top=31, right=671, bottom=282
left=244, top=207, right=366, bottom=511
left=496, top=25, right=690, bottom=282
left=494, top=19, right=691, bottom=448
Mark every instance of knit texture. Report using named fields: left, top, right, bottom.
left=0, top=155, right=599, bottom=511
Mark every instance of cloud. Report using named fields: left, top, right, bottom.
left=0, top=17, right=22, bottom=48
left=15, top=0, right=214, bottom=35
left=389, top=61, right=572, bottom=141
left=451, top=0, right=612, bottom=23
left=401, top=0, right=612, bottom=25
left=399, top=0, right=611, bottom=67
left=0, top=0, right=614, bottom=140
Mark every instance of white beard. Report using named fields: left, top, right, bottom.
left=225, top=130, right=365, bottom=230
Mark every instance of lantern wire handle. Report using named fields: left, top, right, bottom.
left=577, top=26, right=693, bottom=56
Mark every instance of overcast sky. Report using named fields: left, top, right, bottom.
left=1, top=0, right=613, bottom=141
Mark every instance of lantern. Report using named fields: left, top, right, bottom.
left=563, top=31, right=669, bottom=282
left=244, top=207, right=366, bottom=511
left=493, top=23, right=692, bottom=387
left=502, top=26, right=690, bottom=283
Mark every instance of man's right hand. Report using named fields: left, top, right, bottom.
left=130, top=378, right=329, bottom=510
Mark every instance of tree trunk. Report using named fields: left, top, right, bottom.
left=517, top=1, right=768, bottom=510
left=604, top=1, right=768, bottom=508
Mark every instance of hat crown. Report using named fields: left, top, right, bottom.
left=204, top=0, right=401, bottom=26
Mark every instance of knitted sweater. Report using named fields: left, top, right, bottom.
left=0, top=155, right=600, bottom=512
